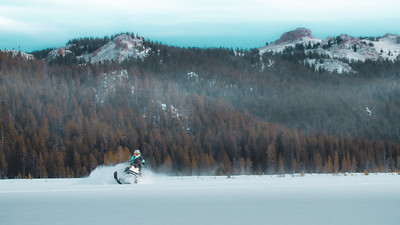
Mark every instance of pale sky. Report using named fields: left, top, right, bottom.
left=1, top=0, right=400, bottom=52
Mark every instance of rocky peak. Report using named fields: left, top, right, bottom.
left=87, top=34, right=149, bottom=63
left=274, top=28, right=313, bottom=45
left=113, top=34, right=143, bottom=51
left=46, top=44, right=74, bottom=61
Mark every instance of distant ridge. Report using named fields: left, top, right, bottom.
left=2, top=28, right=399, bottom=74
left=46, top=34, right=150, bottom=63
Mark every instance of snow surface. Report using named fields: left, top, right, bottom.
left=1, top=165, right=399, bottom=225
left=368, top=34, right=400, bottom=61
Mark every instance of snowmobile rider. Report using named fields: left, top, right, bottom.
left=130, top=149, right=145, bottom=171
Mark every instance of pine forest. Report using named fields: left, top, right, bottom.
left=1, top=34, right=400, bottom=178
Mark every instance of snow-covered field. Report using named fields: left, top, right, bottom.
left=1, top=165, right=399, bottom=225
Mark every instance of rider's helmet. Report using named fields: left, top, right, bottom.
left=134, top=149, right=141, bottom=158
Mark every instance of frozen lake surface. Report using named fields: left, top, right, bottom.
left=1, top=165, right=399, bottom=225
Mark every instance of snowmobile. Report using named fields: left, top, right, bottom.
left=114, top=163, right=142, bottom=184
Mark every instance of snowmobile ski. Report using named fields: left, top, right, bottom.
left=114, top=171, right=122, bottom=184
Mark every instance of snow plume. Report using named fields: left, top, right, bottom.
left=82, top=163, right=128, bottom=184
left=81, top=163, right=161, bottom=185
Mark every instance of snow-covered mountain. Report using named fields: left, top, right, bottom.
left=260, top=28, right=400, bottom=73
left=80, top=34, right=150, bottom=63
left=47, top=34, right=150, bottom=63
left=16, top=29, right=400, bottom=73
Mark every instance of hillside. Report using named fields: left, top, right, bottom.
left=260, top=28, right=400, bottom=73
left=0, top=29, right=400, bottom=178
